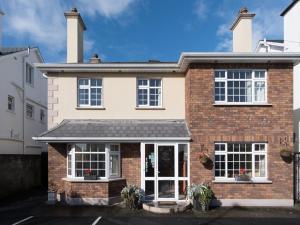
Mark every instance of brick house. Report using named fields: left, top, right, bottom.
left=34, top=8, right=300, bottom=206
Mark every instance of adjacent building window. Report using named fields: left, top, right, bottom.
left=214, top=143, right=267, bottom=180
left=40, top=109, right=45, bottom=122
left=67, top=143, right=120, bottom=179
left=26, top=103, right=34, bottom=119
left=137, top=78, right=162, bottom=107
left=8, top=95, right=15, bottom=112
left=78, top=78, right=102, bottom=107
left=26, top=64, right=34, bottom=86
left=214, top=70, right=267, bottom=104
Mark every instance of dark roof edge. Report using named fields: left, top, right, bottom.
left=281, top=0, right=299, bottom=16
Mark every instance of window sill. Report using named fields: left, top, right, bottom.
left=6, top=110, right=16, bottom=115
left=213, top=103, right=272, bottom=107
left=212, top=179, right=272, bottom=184
left=62, top=177, right=125, bottom=183
left=76, top=107, right=106, bottom=110
left=135, top=107, right=166, bottom=110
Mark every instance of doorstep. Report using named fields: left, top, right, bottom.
left=142, top=201, right=190, bottom=214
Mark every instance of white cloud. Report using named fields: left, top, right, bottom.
left=1, top=0, right=67, bottom=53
left=194, top=0, right=207, bottom=19
left=77, top=0, right=137, bottom=18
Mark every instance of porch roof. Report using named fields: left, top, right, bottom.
left=33, top=119, right=191, bottom=142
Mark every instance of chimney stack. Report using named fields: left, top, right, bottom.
left=230, top=7, right=255, bottom=52
left=64, top=8, right=86, bottom=63
left=0, top=11, right=4, bottom=48
left=89, top=54, right=101, bottom=64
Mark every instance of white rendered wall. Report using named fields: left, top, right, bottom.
left=0, top=49, right=47, bottom=155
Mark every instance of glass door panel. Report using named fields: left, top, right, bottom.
left=158, top=145, right=174, bottom=177
left=145, top=144, right=155, bottom=177
left=158, top=180, right=175, bottom=198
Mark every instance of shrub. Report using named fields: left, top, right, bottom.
left=188, top=183, right=214, bottom=211
left=121, top=185, right=144, bottom=209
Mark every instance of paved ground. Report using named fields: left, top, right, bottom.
left=1, top=190, right=300, bottom=225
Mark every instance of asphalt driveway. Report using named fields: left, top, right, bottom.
left=1, top=190, right=300, bottom=225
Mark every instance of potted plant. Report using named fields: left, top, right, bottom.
left=188, top=183, right=214, bottom=212
left=121, top=185, right=144, bottom=209
left=199, top=152, right=210, bottom=164
left=235, top=168, right=251, bottom=181
left=280, top=148, right=293, bottom=158
left=84, top=169, right=97, bottom=180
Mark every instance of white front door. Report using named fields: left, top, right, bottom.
left=141, top=143, right=189, bottom=202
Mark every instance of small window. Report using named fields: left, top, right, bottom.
left=8, top=95, right=15, bottom=112
left=26, top=104, right=34, bottom=119
left=26, top=64, right=34, bottom=86
left=137, top=78, right=162, bottom=107
left=40, top=109, right=45, bottom=122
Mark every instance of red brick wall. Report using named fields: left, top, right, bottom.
left=185, top=63, right=294, bottom=200
left=48, top=143, right=138, bottom=200
left=121, top=143, right=141, bottom=186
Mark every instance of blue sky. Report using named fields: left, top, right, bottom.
left=0, top=0, right=291, bottom=63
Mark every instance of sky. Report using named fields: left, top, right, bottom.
left=0, top=0, right=292, bottom=63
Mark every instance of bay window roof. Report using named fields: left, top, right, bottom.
left=33, top=119, right=190, bottom=142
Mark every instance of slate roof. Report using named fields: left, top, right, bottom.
left=0, top=47, right=28, bottom=57
left=35, top=119, right=190, bottom=142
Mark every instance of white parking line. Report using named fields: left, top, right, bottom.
left=12, top=216, right=34, bottom=225
left=92, top=216, right=102, bottom=225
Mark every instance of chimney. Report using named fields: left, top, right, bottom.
left=0, top=11, right=4, bottom=48
left=64, top=8, right=86, bottom=63
left=230, top=7, right=255, bottom=52
left=89, top=54, right=101, bottom=64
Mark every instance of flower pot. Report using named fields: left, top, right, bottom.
left=235, top=174, right=250, bottom=181
left=84, top=175, right=97, bottom=180
left=280, top=149, right=292, bottom=158
left=200, top=156, right=209, bottom=164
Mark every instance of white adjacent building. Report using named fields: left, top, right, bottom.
left=256, top=0, right=300, bottom=153
left=0, top=12, right=47, bottom=198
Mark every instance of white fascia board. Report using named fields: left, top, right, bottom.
left=32, top=136, right=191, bottom=142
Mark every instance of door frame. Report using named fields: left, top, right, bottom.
left=140, top=142, right=190, bottom=202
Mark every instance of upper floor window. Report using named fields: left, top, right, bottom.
left=78, top=78, right=102, bottom=107
left=26, top=103, right=34, bottom=119
left=137, top=78, right=162, bottom=107
left=8, top=95, right=15, bottom=112
left=26, top=64, right=34, bottom=86
left=40, top=109, right=45, bottom=122
left=214, top=143, right=267, bottom=181
left=214, top=70, right=267, bottom=104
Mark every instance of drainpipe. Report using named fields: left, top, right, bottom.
left=21, top=47, right=30, bottom=155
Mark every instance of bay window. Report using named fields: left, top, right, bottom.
left=214, top=70, right=267, bottom=104
left=137, top=78, right=162, bottom=107
left=67, top=143, right=120, bottom=179
left=214, top=143, right=267, bottom=181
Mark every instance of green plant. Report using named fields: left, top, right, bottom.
left=121, top=185, right=144, bottom=209
left=188, top=183, right=214, bottom=211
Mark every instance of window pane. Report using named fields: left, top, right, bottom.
left=255, top=71, right=265, bottom=78
left=215, top=71, right=225, bottom=78
left=79, top=79, right=89, bottom=85
left=178, top=144, right=188, bottom=177
left=138, top=89, right=148, bottom=105
left=149, top=88, right=161, bottom=106
left=110, top=154, right=119, bottom=176
left=79, top=89, right=89, bottom=105
left=138, top=79, right=148, bottom=86
left=149, top=79, right=161, bottom=87
left=215, top=82, right=225, bottom=101
left=255, top=155, right=266, bottom=177
left=145, top=144, right=155, bottom=177
left=91, top=79, right=102, bottom=87
left=90, top=88, right=101, bottom=106
left=254, top=81, right=265, bottom=102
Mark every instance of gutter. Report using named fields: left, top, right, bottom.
left=32, top=136, right=191, bottom=142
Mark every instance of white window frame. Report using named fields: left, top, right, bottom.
left=214, top=69, right=268, bottom=104
left=214, top=142, right=268, bottom=182
left=67, top=143, right=120, bottom=180
left=137, top=78, right=163, bottom=108
left=8, top=95, right=15, bottom=112
left=26, top=63, right=34, bottom=86
left=77, top=78, right=103, bottom=108
left=109, top=144, right=121, bottom=178
left=26, top=103, right=34, bottom=119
